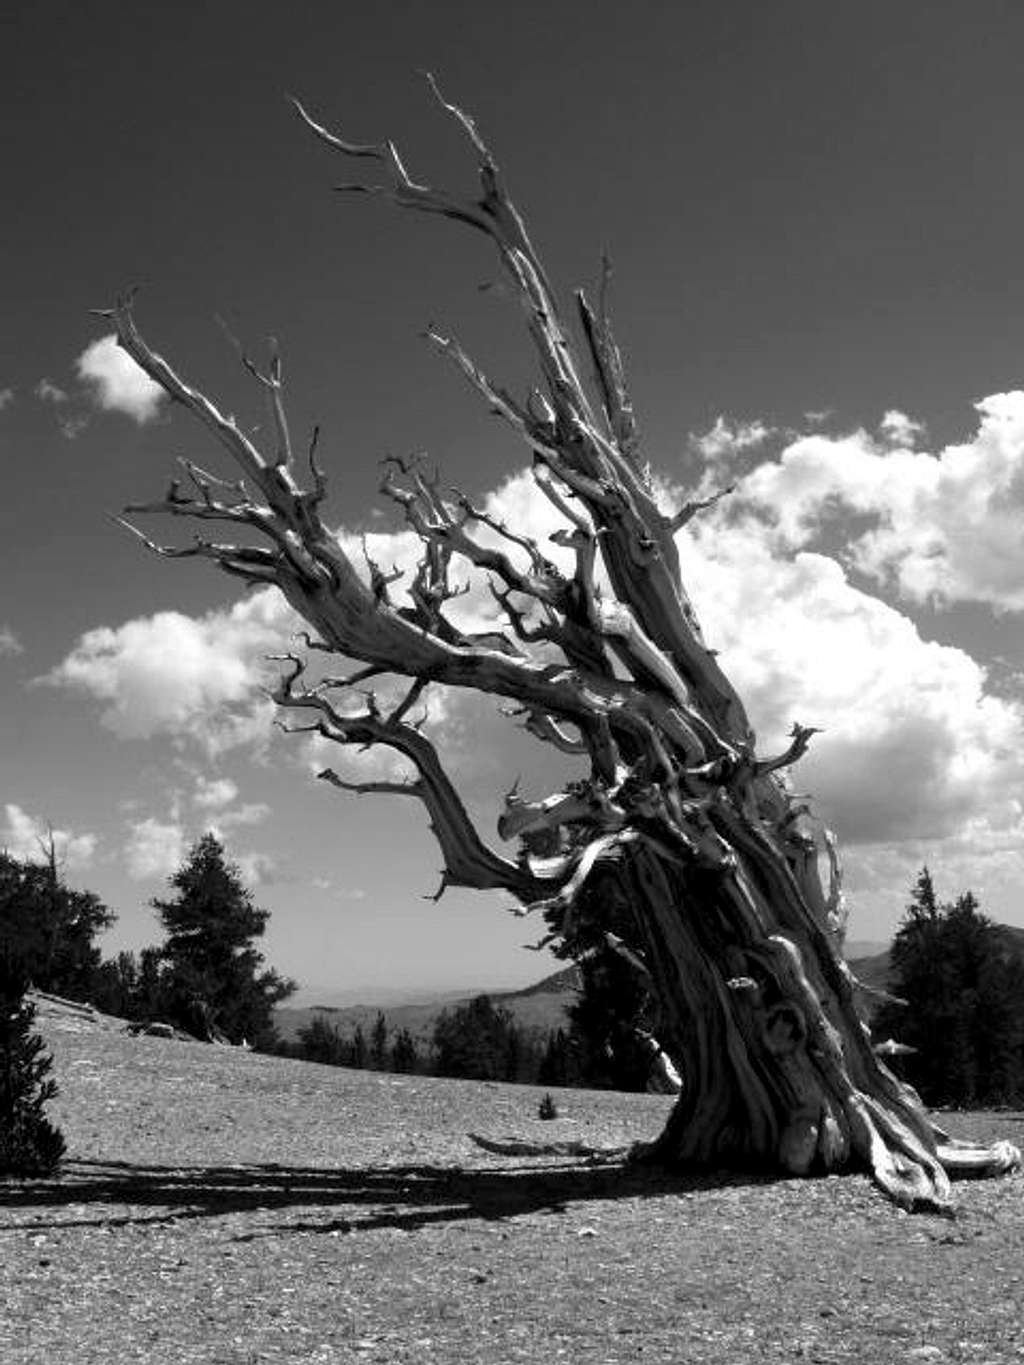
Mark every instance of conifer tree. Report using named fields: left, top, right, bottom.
left=390, top=1027, right=420, bottom=1074
left=370, top=1011, right=389, bottom=1069
left=0, top=953, right=66, bottom=1177
left=568, top=947, right=656, bottom=1091
left=876, top=873, right=1024, bottom=1108
left=153, top=833, right=296, bottom=1049
left=0, top=848, right=114, bottom=1001
left=349, top=1023, right=368, bottom=1069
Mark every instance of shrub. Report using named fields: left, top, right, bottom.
left=0, top=953, right=66, bottom=1177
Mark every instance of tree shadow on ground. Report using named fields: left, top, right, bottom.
left=3, top=1156, right=778, bottom=1237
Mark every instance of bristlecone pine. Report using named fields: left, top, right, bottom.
left=104, top=79, right=1020, bottom=1209
left=0, top=956, right=66, bottom=1177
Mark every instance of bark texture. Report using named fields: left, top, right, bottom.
left=109, top=80, right=1020, bottom=1209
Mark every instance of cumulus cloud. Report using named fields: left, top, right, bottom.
left=677, top=515, right=1024, bottom=846
left=1, top=804, right=98, bottom=869
left=331, top=460, right=1024, bottom=851
left=34, top=376, right=90, bottom=438
left=0, top=626, right=23, bottom=657
left=46, top=588, right=294, bottom=753
left=879, top=409, right=927, bottom=448
left=730, top=391, right=1024, bottom=611
left=193, top=776, right=239, bottom=810
left=53, top=433, right=1024, bottom=893
left=235, top=850, right=279, bottom=886
left=691, top=416, right=774, bottom=465
left=124, top=817, right=185, bottom=880
left=76, top=334, right=166, bottom=424
left=213, top=802, right=270, bottom=830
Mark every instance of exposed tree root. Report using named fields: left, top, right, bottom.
left=469, top=1118, right=1020, bottom=1211
left=468, top=1133, right=629, bottom=1163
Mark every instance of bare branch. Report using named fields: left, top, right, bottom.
left=670, top=482, right=736, bottom=532
left=318, top=768, right=419, bottom=800
left=756, top=723, right=822, bottom=778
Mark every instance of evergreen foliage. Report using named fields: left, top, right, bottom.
left=538, top=1092, right=559, bottom=1120
left=875, top=869, right=1024, bottom=1108
left=432, top=995, right=538, bottom=1082
left=370, top=1011, right=389, bottom=1070
left=567, top=947, right=655, bottom=1091
left=0, top=849, right=114, bottom=1000
left=295, top=1015, right=350, bottom=1066
left=0, top=953, right=66, bottom=1177
left=537, top=1027, right=580, bottom=1088
left=349, top=1023, right=368, bottom=1070
left=152, top=834, right=296, bottom=1049
left=390, top=1028, right=420, bottom=1074
left=91, top=946, right=171, bottom=1025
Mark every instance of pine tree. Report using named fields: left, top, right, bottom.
left=432, top=995, right=525, bottom=1081
left=0, top=953, right=66, bottom=1177
left=876, top=873, right=1024, bottom=1108
left=370, top=1011, right=389, bottom=1070
left=537, top=1027, right=579, bottom=1089
left=152, top=834, right=296, bottom=1049
left=297, top=1015, right=348, bottom=1066
left=390, top=1028, right=420, bottom=1074
left=0, top=848, right=114, bottom=1001
left=568, top=947, right=655, bottom=1091
left=349, top=1023, right=368, bottom=1069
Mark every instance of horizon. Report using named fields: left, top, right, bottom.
left=5, top=3, right=1024, bottom=998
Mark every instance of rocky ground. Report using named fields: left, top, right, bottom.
left=2, top=993, right=1023, bottom=1364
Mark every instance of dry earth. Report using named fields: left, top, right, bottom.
left=2, top=995, right=1023, bottom=1364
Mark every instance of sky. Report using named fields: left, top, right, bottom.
left=3, top=1, right=1024, bottom=1003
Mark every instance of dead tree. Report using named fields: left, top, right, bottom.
left=105, top=81, right=1019, bottom=1209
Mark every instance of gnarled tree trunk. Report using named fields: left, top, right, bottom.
left=107, top=79, right=1019, bottom=1209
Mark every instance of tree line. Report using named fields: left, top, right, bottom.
left=282, top=993, right=578, bottom=1086
left=0, top=832, right=295, bottom=1051
left=4, top=838, right=1024, bottom=1111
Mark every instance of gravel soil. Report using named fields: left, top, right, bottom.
left=2, top=997, right=1023, bottom=1364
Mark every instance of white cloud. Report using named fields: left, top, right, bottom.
left=46, top=588, right=294, bottom=753
left=213, top=802, right=270, bottom=830
left=0, top=387, right=14, bottom=410
left=879, top=409, right=926, bottom=448
left=691, top=416, right=774, bottom=464
left=35, top=377, right=68, bottom=404
left=235, top=850, right=278, bottom=886
left=731, top=391, right=1024, bottom=611
left=193, top=776, right=239, bottom=809
left=76, top=334, right=166, bottom=424
left=34, top=376, right=90, bottom=437
left=0, top=625, right=23, bottom=657
left=1, top=803, right=98, bottom=869
left=677, top=515, right=1024, bottom=846
left=333, top=461, right=1024, bottom=852
left=124, top=817, right=185, bottom=880
left=52, top=435, right=1024, bottom=915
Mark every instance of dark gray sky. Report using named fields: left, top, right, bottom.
left=3, top=1, right=1024, bottom=999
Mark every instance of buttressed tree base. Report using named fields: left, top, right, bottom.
left=105, top=80, right=1020, bottom=1210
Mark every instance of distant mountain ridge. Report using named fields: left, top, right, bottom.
left=275, top=963, right=582, bottom=1047
left=275, top=926, right=1024, bottom=1047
